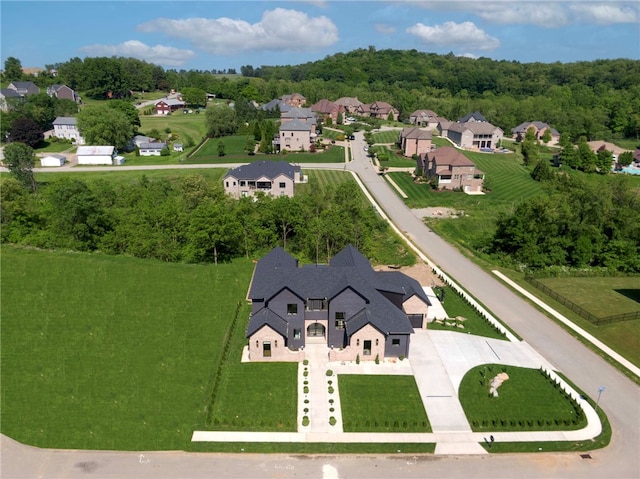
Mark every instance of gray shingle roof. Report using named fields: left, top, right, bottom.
left=279, top=118, right=312, bottom=132
left=457, top=111, right=487, bottom=123
left=248, top=245, right=415, bottom=337
left=246, top=307, right=289, bottom=337
left=224, top=160, right=300, bottom=181
left=53, top=116, right=77, bottom=125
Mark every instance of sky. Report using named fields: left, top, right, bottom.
left=1, top=1, right=639, bottom=72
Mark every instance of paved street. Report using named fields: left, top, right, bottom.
left=1, top=132, right=639, bottom=478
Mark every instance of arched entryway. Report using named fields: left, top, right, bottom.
left=307, top=322, right=326, bottom=338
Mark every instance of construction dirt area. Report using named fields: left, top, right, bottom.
left=375, top=261, right=446, bottom=288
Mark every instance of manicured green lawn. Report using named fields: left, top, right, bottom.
left=339, top=375, right=431, bottom=432
left=188, top=137, right=345, bottom=164
left=536, top=277, right=640, bottom=317
left=0, top=246, right=255, bottom=450
left=459, top=365, right=587, bottom=432
left=35, top=168, right=227, bottom=186
left=372, top=145, right=415, bottom=168
left=427, top=286, right=507, bottom=340
left=139, top=113, right=207, bottom=145
left=34, top=140, right=75, bottom=154
left=371, top=130, right=400, bottom=144
left=499, top=269, right=640, bottom=370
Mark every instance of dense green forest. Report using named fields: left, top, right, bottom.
left=0, top=174, right=410, bottom=266
left=9, top=49, right=640, bottom=142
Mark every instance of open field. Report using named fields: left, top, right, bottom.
left=187, top=138, right=345, bottom=164
left=459, top=365, right=587, bottom=432
left=0, top=246, right=255, bottom=450
left=339, top=375, right=431, bottom=432
left=139, top=112, right=208, bottom=143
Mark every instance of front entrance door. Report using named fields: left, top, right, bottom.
left=363, top=340, right=372, bottom=356
left=307, top=323, right=326, bottom=338
left=263, top=341, right=271, bottom=357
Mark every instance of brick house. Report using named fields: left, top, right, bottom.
left=399, top=127, right=433, bottom=157
left=511, top=121, right=560, bottom=145
left=245, top=245, right=430, bottom=362
left=418, top=146, right=485, bottom=193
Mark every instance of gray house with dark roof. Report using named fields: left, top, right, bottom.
left=224, top=160, right=302, bottom=198
left=245, top=245, right=431, bottom=362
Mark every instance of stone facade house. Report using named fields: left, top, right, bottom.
left=224, top=160, right=302, bottom=199
left=418, top=146, right=485, bottom=193
left=358, top=101, right=399, bottom=121
left=511, top=121, right=560, bottom=145
left=399, top=127, right=433, bottom=157
left=409, top=109, right=439, bottom=128
left=280, top=93, right=306, bottom=107
left=333, top=97, right=363, bottom=114
left=310, top=99, right=344, bottom=124
left=245, top=245, right=430, bottom=362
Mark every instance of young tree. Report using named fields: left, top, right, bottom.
left=3, top=57, right=23, bottom=82
left=617, top=151, right=633, bottom=167
left=541, top=128, right=552, bottom=144
left=205, top=103, right=238, bottom=138
left=3, top=142, right=37, bottom=192
left=244, top=136, right=256, bottom=155
left=217, top=139, right=226, bottom=157
left=9, top=117, right=44, bottom=147
left=596, top=149, right=613, bottom=174
left=531, top=159, right=554, bottom=182
left=77, top=105, right=134, bottom=150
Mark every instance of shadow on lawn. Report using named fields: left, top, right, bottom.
left=614, top=289, right=640, bottom=304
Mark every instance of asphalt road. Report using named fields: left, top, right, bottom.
left=2, top=133, right=639, bottom=479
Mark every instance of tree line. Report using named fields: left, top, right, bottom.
left=0, top=174, right=394, bottom=266
left=490, top=174, right=640, bottom=272
left=8, top=48, right=638, bottom=143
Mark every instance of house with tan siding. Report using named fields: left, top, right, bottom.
left=447, top=121, right=503, bottom=150
left=224, top=160, right=302, bottom=199
left=245, top=245, right=430, bottom=362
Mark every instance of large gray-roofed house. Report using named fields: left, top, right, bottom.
left=224, top=160, right=302, bottom=198
left=447, top=121, right=504, bottom=150
left=245, top=245, right=431, bottom=362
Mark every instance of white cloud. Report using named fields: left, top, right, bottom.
left=138, top=8, right=338, bottom=55
left=407, top=21, right=500, bottom=50
left=375, top=23, right=396, bottom=34
left=401, top=1, right=640, bottom=27
left=457, top=52, right=479, bottom=59
left=570, top=3, right=639, bottom=24
left=80, top=40, right=194, bottom=67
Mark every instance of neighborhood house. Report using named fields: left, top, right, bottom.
left=245, top=245, right=431, bottom=362
left=418, top=146, right=485, bottom=193
left=53, top=116, right=85, bottom=144
left=139, top=142, right=167, bottom=156
left=399, top=127, right=433, bottom=157
left=224, top=160, right=303, bottom=199
left=40, top=154, right=66, bottom=167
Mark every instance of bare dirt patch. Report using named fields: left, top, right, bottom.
left=375, top=261, right=445, bottom=287
left=412, top=207, right=461, bottom=219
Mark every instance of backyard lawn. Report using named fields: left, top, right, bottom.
left=371, top=130, right=400, bottom=144
left=339, top=375, right=431, bottom=432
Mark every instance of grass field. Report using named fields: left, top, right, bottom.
left=0, top=246, right=255, bottom=450
left=339, top=375, right=431, bottom=432
left=459, top=365, right=587, bottom=432
left=372, top=145, right=416, bottom=168
left=427, top=286, right=507, bottom=340
left=371, top=130, right=400, bottom=144
left=187, top=137, right=345, bottom=164
left=35, top=168, right=227, bottom=186
left=139, top=113, right=207, bottom=144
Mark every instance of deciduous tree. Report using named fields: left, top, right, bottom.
left=205, top=103, right=238, bottom=138
left=3, top=142, right=37, bottom=192
left=77, top=105, right=134, bottom=150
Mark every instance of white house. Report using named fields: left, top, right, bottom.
left=76, top=146, right=116, bottom=165
left=40, top=154, right=66, bottom=167
left=53, top=117, right=85, bottom=145
left=139, top=142, right=167, bottom=156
